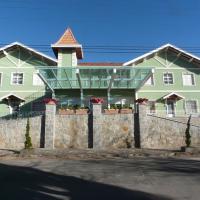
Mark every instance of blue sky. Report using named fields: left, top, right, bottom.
left=0, top=0, right=200, bottom=62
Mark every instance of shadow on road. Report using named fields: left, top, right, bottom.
left=81, top=157, right=200, bottom=176
left=0, top=163, right=173, bottom=200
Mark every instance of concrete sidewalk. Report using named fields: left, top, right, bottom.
left=1, top=148, right=200, bottom=161
left=19, top=148, right=200, bottom=160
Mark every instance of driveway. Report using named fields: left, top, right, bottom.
left=0, top=157, right=199, bottom=200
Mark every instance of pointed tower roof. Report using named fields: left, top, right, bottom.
left=51, top=27, right=83, bottom=59
left=54, top=28, right=79, bottom=45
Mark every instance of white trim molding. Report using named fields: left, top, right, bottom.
left=0, top=42, right=57, bottom=63
left=0, top=72, right=2, bottom=86
left=162, top=92, right=185, bottom=100
left=0, top=93, right=25, bottom=101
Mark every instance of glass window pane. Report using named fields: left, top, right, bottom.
left=163, top=73, right=173, bottom=84
left=145, top=75, right=154, bottom=85
left=12, top=73, right=23, bottom=85
left=183, top=74, right=194, bottom=86
left=186, top=100, right=197, bottom=113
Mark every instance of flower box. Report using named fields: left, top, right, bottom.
left=120, top=109, right=133, bottom=114
left=75, top=109, right=89, bottom=115
left=104, top=109, right=119, bottom=114
left=58, top=109, right=75, bottom=115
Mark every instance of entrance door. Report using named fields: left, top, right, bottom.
left=166, top=100, right=175, bottom=117
left=9, top=100, right=20, bottom=114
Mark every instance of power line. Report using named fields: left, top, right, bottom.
left=2, top=43, right=200, bottom=54
left=3, top=43, right=200, bottom=49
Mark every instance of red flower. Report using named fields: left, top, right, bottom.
left=43, top=98, right=58, bottom=104
left=135, top=98, right=148, bottom=104
left=90, top=97, right=104, bottom=104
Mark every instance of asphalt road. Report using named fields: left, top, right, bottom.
left=0, top=157, right=199, bottom=200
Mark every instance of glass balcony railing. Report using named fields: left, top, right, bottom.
left=37, top=66, right=154, bottom=90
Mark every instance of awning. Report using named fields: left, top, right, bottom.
left=162, top=92, right=184, bottom=100
left=0, top=93, right=25, bottom=102
left=37, top=66, right=154, bottom=90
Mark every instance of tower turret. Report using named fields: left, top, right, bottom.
left=51, top=28, right=83, bottom=66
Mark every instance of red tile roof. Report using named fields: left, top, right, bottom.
left=78, top=62, right=123, bottom=66
left=54, top=27, right=79, bottom=45
left=52, top=27, right=83, bottom=59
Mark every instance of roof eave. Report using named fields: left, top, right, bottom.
left=123, top=43, right=200, bottom=66
left=0, top=93, right=25, bottom=101
left=51, top=44, right=82, bottom=48
left=0, top=42, right=57, bottom=64
left=162, top=92, right=185, bottom=100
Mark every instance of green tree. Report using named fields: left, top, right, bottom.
left=24, top=118, right=33, bottom=149
left=185, top=115, right=191, bottom=147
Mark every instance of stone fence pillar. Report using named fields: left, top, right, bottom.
left=138, top=104, right=148, bottom=148
left=92, top=103, right=102, bottom=149
left=45, top=101, right=56, bottom=149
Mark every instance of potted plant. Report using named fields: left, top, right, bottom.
left=120, top=104, right=133, bottom=114
left=75, top=105, right=89, bottom=114
left=58, top=105, right=75, bottom=115
left=135, top=98, right=148, bottom=105
left=104, top=104, right=119, bottom=114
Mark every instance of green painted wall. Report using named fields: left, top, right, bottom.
left=135, top=50, right=200, bottom=115
left=58, top=49, right=72, bottom=66
left=0, top=46, right=55, bottom=116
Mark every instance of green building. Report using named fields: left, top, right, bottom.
left=0, top=28, right=200, bottom=117
left=124, top=44, right=200, bottom=117
left=0, top=42, right=57, bottom=116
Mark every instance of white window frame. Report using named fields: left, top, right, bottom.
left=33, top=72, right=44, bottom=86
left=0, top=72, right=3, bottom=86
left=163, top=72, right=174, bottom=85
left=182, top=72, right=195, bottom=86
left=145, top=74, right=155, bottom=86
left=11, top=72, right=24, bottom=85
left=185, top=100, right=198, bottom=114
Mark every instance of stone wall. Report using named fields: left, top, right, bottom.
left=92, top=104, right=134, bottom=149
left=0, top=115, right=43, bottom=149
left=54, top=114, right=88, bottom=149
left=140, top=111, right=200, bottom=149
left=0, top=103, right=199, bottom=150
left=95, top=114, right=134, bottom=149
